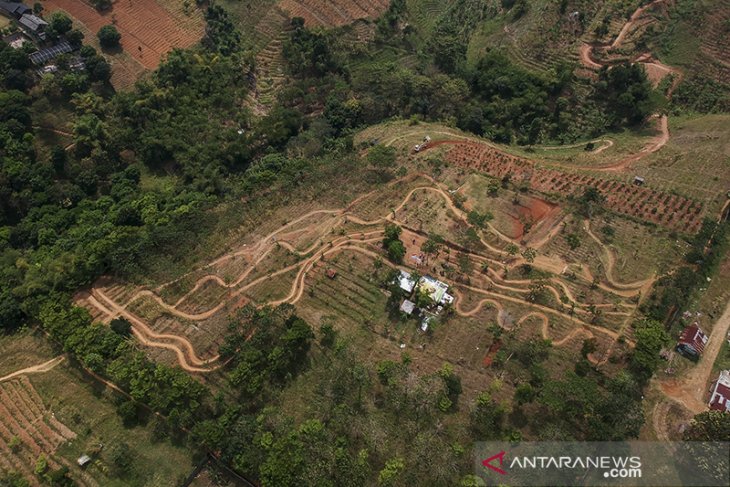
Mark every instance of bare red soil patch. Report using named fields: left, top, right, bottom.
left=433, top=141, right=704, bottom=233
left=44, top=0, right=204, bottom=70
left=510, top=197, right=558, bottom=239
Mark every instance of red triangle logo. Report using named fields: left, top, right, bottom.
left=482, top=450, right=507, bottom=475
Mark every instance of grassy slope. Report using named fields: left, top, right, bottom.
left=0, top=333, right=195, bottom=486
left=633, top=114, right=730, bottom=212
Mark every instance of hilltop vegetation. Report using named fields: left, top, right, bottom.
left=274, top=0, right=671, bottom=144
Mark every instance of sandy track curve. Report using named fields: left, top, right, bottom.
left=592, top=114, right=669, bottom=172
left=451, top=285, right=630, bottom=344
left=0, top=357, right=65, bottom=383
left=539, top=137, right=614, bottom=153
left=582, top=220, right=656, bottom=290
left=91, top=289, right=220, bottom=372
left=612, top=0, right=667, bottom=48
left=515, top=312, right=595, bottom=347
left=580, top=43, right=603, bottom=69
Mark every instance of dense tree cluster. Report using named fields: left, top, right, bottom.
left=97, top=25, right=121, bottom=49
left=220, top=304, right=314, bottom=402
left=428, top=0, right=498, bottom=74
left=203, top=6, right=241, bottom=56
left=594, top=63, right=660, bottom=127
left=460, top=51, right=574, bottom=144
left=283, top=18, right=341, bottom=77
left=382, top=223, right=406, bottom=263
left=39, top=298, right=208, bottom=428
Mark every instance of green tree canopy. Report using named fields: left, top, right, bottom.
left=97, top=25, right=121, bottom=49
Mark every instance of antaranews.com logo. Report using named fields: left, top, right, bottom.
left=474, top=441, right=729, bottom=486
left=482, top=450, right=642, bottom=479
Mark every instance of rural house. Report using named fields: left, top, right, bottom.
left=676, top=323, right=708, bottom=359
left=29, top=41, right=74, bottom=65
left=421, top=315, right=435, bottom=332
left=18, top=13, right=47, bottom=41
left=399, top=299, right=415, bottom=315
left=3, top=31, right=27, bottom=49
left=709, top=370, right=730, bottom=412
left=398, top=270, right=416, bottom=293
left=0, top=1, right=31, bottom=20
left=418, top=275, right=453, bottom=306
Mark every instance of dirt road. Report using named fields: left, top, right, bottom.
left=612, top=0, right=667, bottom=48
left=0, top=356, right=65, bottom=383
left=579, top=43, right=602, bottom=69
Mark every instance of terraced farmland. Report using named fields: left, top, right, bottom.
left=43, top=0, right=204, bottom=90
left=439, top=141, right=705, bottom=233
left=0, top=377, right=85, bottom=487
left=276, top=0, right=390, bottom=27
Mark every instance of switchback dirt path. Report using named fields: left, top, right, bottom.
left=91, top=289, right=220, bottom=372
left=611, top=0, right=667, bottom=48
left=583, top=220, right=656, bottom=290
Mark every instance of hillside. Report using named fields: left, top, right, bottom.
left=1, top=0, right=729, bottom=486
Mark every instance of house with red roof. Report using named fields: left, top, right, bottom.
left=709, top=370, right=730, bottom=412
left=676, top=323, right=708, bottom=359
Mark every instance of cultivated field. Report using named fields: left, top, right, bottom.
left=226, top=0, right=390, bottom=109
left=632, top=114, right=730, bottom=213
left=0, top=333, right=194, bottom=486
left=423, top=139, right=706, bottom=233
left=275, top=0, right=390, bottom=27
left=43, top=0, right=205, bottom=90
left=0, top=374, right=84, bottom=487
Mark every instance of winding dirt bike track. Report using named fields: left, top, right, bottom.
left=86, top=289, right=221, bottom=373
left=540, top=138, right=614, bottom=154
left=0, top=357, right=65, bottom=383
left=82, top=168, right=650, bottom=372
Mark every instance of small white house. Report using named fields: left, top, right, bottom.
left=398, top=270, right=416, bottom=293
left=709, top=370, right=730, bottom=412
left=419, top=276, right=450, bottom=304
left=400, top=299, right=415, bottom=315
left=421, top=316, right=435, bottom=332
